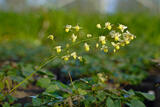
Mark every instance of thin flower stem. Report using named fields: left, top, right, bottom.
left=9, top=36, right=99, bottom=94
left=9, top=55, right=58, bottom=94
left=67, top=71, right=74, bottom=88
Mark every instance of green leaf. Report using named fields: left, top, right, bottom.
left=130, top=100, right=145, bottom=107
left=84, top=101, right=90, bottom=107
left=37, top=78, right=51, bottom=88
left=0, top=93, right=5, bottom=101
left=46, top=84, right=59, bottom=93
left=12, top=103, right=22, bottom=107
left=86, top=96, right=97, bottom=103
left=128, top=90, right=135, bottom=96
left=106, top=97, right=115, bottom=107
left=2, top=102, right=10, bottom=107
left=32, top=98, right=42, bottom=106
left=21, top=64, right=34, bottom=77
left=114, top=100, right=121, bottom=107
left=0, top=81, right=4, bottom=90
left=54, top=81, right=70, bottom=90
left=136, top=92, right=155, bottom=101
left=24, top=103, right=32, bottom=107
left=97, top=91, right=106, bottom=102
left=77, top=88, right=87, bottom=95
left=7, top=95, right=17, bottom=103
left=38, top=70, right=55, bottom=78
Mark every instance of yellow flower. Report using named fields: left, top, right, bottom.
left=84, top=43, right=90, bottom=52
left=48, top=35, right=54, bottom=40
left=123, top=31, right=130, bottom=38
left=101, top=45, right=108, bottom=53
left=115, top=45, right=120, bottom=50
left=78, top=56, right=83, bottom=62
left=73, top=25, right=81, bottom=31
left=119, top=40, right=125, bottom=46
left=62, top=55, right=70, bottom=61
left=105, top=22, right=112, bottom=30
left=114, top=33, right=121, bottom=41
left=104, top=48, right=108, bottom=53
left=111, top=42, right=120, bottom=50
left=99, top=36, right=106, bottom=45
left=65, top=25, right=72, bottom=32
left=124, top=31, right=136, bottom=40
left=121, top=43, right=125, bottom=46
left=113, top=49, right=116, bottom=53
left=97, top=73, right=105, bottom=82
left=71, top=33, right=77, bottom=42
left=96, top=24, right=101, bottom=29
left=110, top=31, right=121, bottom=41
left=100, top=77, right=105, bottom=82
left=65, top=28, right=70, bottom=32
left=71, top=52, right=77, bottom=59
left=96, top=43, right=99, bottom=48
left=87, top=34, right=92, bottom=38
left=118, top=24, right=127, bottom=32
left=130, top=35, right=134, bottom=40
left=97, top=73, right=103, bottom=77
left=55, top=46, right=62, bottom=53
left=125, top=39, right=130, bottom=44
left=122, top=31, right=133, bottom=44
left=115, top=36, right=119, bottom=41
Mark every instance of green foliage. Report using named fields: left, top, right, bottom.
left=2, top=102, right=10, bottom=107
left=0, top=10, right=159, bottom=106
left=106, top=97, right=115, bottom=107
left=136, top=92, right=155, bottom=101
left=25, top=75, right=155, bottom=106
left=129, top=100, right=145, bottom=107
left=32, top=97, right=42, bottom=107
left=37, top=78, right=51, bottom=88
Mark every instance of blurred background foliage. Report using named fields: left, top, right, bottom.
left=0, top=0, right=160, bottom=82
left=0, top=10, right=160, bottom=83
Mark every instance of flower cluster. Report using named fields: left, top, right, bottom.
left=110, top=29, right=136, bottom=52
left=48, top=22, right=136, bottom=62
left=96, top=23, right=135, bottom=53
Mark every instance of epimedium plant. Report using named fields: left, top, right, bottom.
left=31, top=76, right=155, bottom=107
left=6, top=21, right=154, bottom=107
left=0, top=63, right=38, bottom=106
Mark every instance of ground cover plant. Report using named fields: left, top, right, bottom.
left=0, top=11, right=159, bottom=107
